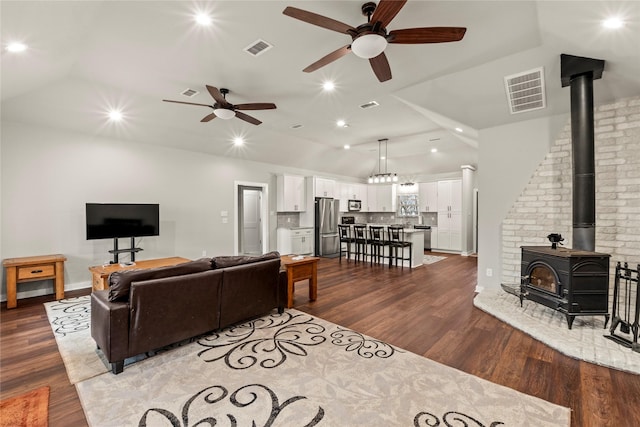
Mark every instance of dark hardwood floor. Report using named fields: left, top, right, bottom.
left=1, top=253, right=638, bottom=426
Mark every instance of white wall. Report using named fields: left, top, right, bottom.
left=0, top=121, right=352, bottom=300
left=476, top=113, right=568, bottom=290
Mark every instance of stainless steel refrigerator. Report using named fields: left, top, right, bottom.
left=314, top=197, right=339, bottom=257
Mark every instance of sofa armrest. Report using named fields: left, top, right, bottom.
left=91, top=290, right=129, bottom=365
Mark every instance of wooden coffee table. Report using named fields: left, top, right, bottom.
left=280, top=255, right=320, bottom=308
left=88, top=257, right=191, bottom=291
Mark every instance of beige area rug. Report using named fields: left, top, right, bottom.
left=46, top=298, right=570, bottom=426
left=423, top=255, right=447, bottom=265
left=474, top=289, right=640, bottom=375
left=0, top=386, right=49, bottom=427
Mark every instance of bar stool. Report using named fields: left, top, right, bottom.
left=368, top=225, right=389, bottom=266
left=387, top=225, right=412, bottom=268
left=338, top=224, right=354, bottom=263
left=353, top=224, right=368, bottom=263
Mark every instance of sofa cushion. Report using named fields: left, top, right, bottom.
left=108, top=258, right=212, bottom=302
left=212, top=251, right=280, bottom=269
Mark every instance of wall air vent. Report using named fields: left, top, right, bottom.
left=244, top=39, right=273, bottom=57
left=504, top=67, right=546, bottom=114
left=359, top=100, right=380, bottom=109
left=181, top=88, right=199, bottom=98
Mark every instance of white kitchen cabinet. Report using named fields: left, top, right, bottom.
left=437, top=180, right=462, bottom=212
left=339, top=182, right=368, bottom=211
left=376, top=184, right=396, bottom=212
left=418, top=182, right=438, bottom=212
left=365, top=184, right=396, bottom=212
left=434, top=179, right=462, bottom=251
left=436, top=212, right=462, bottom=251
left=430, top=226, right=438, bottom=249
left=276, top=174, right=305, bottom=212
left=277, top=227, right=313, bottom=255
left=315, top=177, right=336, bottom=198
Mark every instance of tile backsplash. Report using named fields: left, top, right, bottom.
left=276, top=213, right=300, bottom=228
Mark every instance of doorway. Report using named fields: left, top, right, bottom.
left=235, top=182, right=268, bottom=255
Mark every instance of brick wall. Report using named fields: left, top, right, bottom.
left=501, top=96, right=640, bottom=285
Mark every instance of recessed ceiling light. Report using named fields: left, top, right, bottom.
left=6, top=42, right=27, bottom=52
left=431, top=148, right=438, bottom=153
left=233, top=137, right=244, bottom=146
left=323, top=81, right=335, bottom=91
left=195, top=12, right=212, bottom=26
left=380, top=156, right=386, bottom=160
left=108, top=110, right=123, bottom=121
left=336, top=119, right=346, bottom=127
left=343, top=145, right=350, bottom=150
left=455, top=127, right=463, bottom=133
left=602, top=17, right=623, bottom=29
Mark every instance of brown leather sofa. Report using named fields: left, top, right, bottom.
left=90, top=252, right=286, bottom=374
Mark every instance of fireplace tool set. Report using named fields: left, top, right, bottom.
left=605, top=262, right=640, bottom=352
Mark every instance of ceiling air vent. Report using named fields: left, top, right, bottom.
left=504, top=67, right=546, bottom=114
left=181, top=88, right=199, bottom=98
left=359, top=100, right=380, bottom=109
left=244, top=39, right=273, bottom=57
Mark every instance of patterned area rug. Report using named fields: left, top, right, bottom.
left=0, top=386, right=49, bottom=427
left=46, top=298, right=570, bottom=426
left=423, top=255, right=446, bottom=265
left=474, top=289, right=640, bottom=375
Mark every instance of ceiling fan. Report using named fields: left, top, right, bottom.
left=283, top=0, right=466, bottom=82
left=162, top=85, right=276, bottom=125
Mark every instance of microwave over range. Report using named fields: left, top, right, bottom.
left=348, top=200, right=361, bottom=211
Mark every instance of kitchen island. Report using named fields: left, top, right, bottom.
left=343, top=225, right=423, bottom=268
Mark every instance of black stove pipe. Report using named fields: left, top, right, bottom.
left=560, top=54, right=605, bottom=252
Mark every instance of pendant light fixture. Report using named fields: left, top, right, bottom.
left=368, top=138, right=398, bottom=184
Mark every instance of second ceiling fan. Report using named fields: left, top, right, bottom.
left=283, top=0, right=466, bottom=82
left=163, top=85, right=276, bottom=125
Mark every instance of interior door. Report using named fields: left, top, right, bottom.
left=239, top=187, right=262, bottom=255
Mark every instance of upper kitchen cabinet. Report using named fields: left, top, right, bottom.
left=418, top=182, right=438, bottom=212
left=338, top=182, right=368, bottom=211
left=367, top=184, right=396, bottom=212
left=437, top=180, right=462, bottom=213
left=276, top=174, right=306, bottom=212
left=314, top=177, right=336, bottom=198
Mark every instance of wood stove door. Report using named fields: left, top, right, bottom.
left=526, top=261, right=561, bottom=297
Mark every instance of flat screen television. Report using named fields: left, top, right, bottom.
left=86, top=203, right=159, bottom=240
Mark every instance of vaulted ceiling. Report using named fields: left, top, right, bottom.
left=2, top=1, right=639, bottom=181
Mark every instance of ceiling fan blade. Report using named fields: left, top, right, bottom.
left=206, top=85, right=231, bottom=107
left=234, top=103, right=277, bottom=111
left=369, top=52, right=392, bottom=82
left=283, top=6, right=355, bottom=34
left=370, top=0, right=407, bottom=28
left=235, top=111, right=262, bottom=125
left=303, top=45, right=351, bottom=73
left=200, top=113, right=216, bottom=122
left=162, top=99, right=212, bottom=108
left=388, top=27, right=467, bottom=44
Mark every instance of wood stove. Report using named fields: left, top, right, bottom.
left=520, top=246, right=610, bottom=329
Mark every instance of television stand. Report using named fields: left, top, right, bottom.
left=109, top=237, right=143, bottom=264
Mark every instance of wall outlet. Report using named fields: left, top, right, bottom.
left=287, top=217, right=291, bottom=222
left=202, top=250, right=207, bottom=257
left=222, top=217, right=228, bottom=224
left=486, top=268, right=493, bottom=277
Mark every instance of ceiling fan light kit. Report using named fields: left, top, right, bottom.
left=351, top=34, right=387, bottom=59
left=213, top=108, right=235, bottom=120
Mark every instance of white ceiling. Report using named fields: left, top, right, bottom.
left=2, top=1, right=639, bottom=181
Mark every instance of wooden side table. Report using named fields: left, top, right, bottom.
left=3, top=254, right=67, bottom=309
left=88, top=257, right=191, bottom=291
left=280, top=255, right=319, bottom=308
